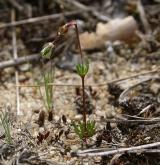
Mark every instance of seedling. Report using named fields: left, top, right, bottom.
left=73, top=121, right=96, bottom=140
left=71, top=21, right=96, bottom=142
left=41, top=21, right=96, bottom=142
left=0, top=111, right=12, bottom=144
left=38, top=70, right=54, bottom=121
left=39, top=40, right=55, bottom=121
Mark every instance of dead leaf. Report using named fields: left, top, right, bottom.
left=80, top=16, right=138, bottom=50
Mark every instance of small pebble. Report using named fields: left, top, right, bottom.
left=95, top=110, right=105, bottom=116
left=19, top=64, right=30, bottom=72
left=54, top=115, right=60, bottom=121
left=74, top=114, right=82, bottom=120
left=67, top=133, right=76, bottom=140
left=71, top=145, right=79, bottom=151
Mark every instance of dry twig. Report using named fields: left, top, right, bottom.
left=7, top=0, right=23, bottom=12
left=103, top=118, right=160, bottom=124
left=11, top=9, right=22, bottom=116
left=108, top=68, right=160, bottom=84
left=137, top=0, right=151, bottom=33
left=12, top=68, right=159, bottom=88
left=0, top=11, right=80, bottom=29
left=65, top=0, right=110, bottom=22
left=75, top=142, right=160, bottom=157
left=118, top=76, right=160, bottom=104
left=0, top=54, right=40, bottom=70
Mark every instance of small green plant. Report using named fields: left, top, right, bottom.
left=73, top=121, right=96, bottom=140
left=76, top=61, right=89, bottom=77
left=39, top=22, right=71, bottom=122
left=0, top=111, right=12, bottom=144
left=43, top=71, right=54, bottom=113
left=38, top=70, right=54, bottom=121
left=40, top=41, right=55, bottom=122
left=40, top=21, right=96, bottom=142
left=58, top=21, right=96, bottom=142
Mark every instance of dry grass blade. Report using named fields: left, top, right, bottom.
left=0, top=111, right=12, bottom=144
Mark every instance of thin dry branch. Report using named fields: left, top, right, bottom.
left=11, top=68, right=159, bottom=88
left=15, top=83, right=100, bottom=87
left=8, top=0, right=23, bottom=12
left=118, top=76, right=160, bottom=104
left=11, top=9, right=21, bottom=116
left=137, top=104, right=154, bottom=116
left=0, top=42, right=65, bottom=70
left=121, top=113, right=155, bottom=120
left=103, top=118, right=160, bottom=124
left=0, top=11, right=80, bottom=29
left=108, top=68, right=160, bottom=84
left=137, top=0, right=151, bottom=34
left=0, top=54, right=40, bottom=69
left=65, top=0, right=110, bottom=22
left=75, top=142, right=160, bottom=157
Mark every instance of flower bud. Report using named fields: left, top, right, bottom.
left=58, top=24, right=68, bottom=36
left=41, top=42, right=54, bottom=59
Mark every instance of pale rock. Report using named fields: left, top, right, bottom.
left=74, top=114, right=83, bottom=120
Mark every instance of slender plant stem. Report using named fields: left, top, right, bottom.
left=74, top=21, right=87, bottom=142
left=74, top=23, right=83, bottom=64
left=82, top=76, right=87, bottom=142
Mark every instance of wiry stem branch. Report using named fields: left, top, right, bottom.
left=74, top=23, right=83, bottom=64
left=82, top=76, right=87, bottom=142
